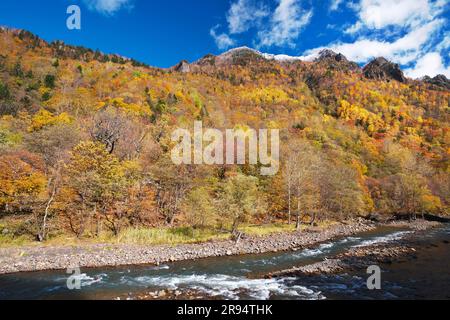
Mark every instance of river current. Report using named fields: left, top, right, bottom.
left=0, top=225, right=449, bottom=300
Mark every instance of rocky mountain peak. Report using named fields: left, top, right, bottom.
left=363, top=57, right=407, bottom=83
left=314, top=49, right=360, bottom=72
left=173, top=60, right=191, bottom=73
left=422, top=74, right=450, bottom=90
left=195, top=47, right=267, bottom=67
left=315, top=49, right=340, bottom=61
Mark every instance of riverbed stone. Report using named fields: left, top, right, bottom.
left=5, top=220, right=438, bottom=275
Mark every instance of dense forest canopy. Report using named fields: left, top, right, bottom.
left=0, top=27, right=448, bottom=242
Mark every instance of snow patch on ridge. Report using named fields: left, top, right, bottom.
left=222, top=46, right=303, bottom=62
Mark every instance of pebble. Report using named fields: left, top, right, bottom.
left=0, top=221, right=378, bottom=274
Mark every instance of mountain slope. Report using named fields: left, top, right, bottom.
left=0, top=27, right=449, bottom=242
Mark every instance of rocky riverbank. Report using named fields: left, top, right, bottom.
left=266, top=220, right=442, bottom=278
left=0, top=220, right=374, bottom=275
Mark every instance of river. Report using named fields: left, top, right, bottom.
left=0, top=224, right=449, bottom=300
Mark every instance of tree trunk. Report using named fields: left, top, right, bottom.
left=39, top=175, right=58, bottom=242
left=306, top=212, right=316, bottom=226
left=296, top=214, right=301, bottom=231
left=231, top=218, right=241, bottom=236
left=288, top=181, right=291, bottom=225
left=39, top=194, right=54, bottom=241
left=288, top=172, right=292, bottom=225
left=296, top=191, right=302, bottom=231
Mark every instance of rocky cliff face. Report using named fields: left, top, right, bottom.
left=172, top=48, right=447, bottom=91
left=314, top=49, right=360, bottom=72
left=422, top=74, right=450, bottom=90
left=363, top=57, right=407, bottom=83
left=173, top=60, right=191, bottom=73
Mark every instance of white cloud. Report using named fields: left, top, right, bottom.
left=436, top=35, right=450, bottom=52
left=211, top=0, right=313, bottom=50
left=227, top=0, right=269, bottom=34
left=210, top=26, right=236, bottom=50
left=302, top=0, right=449, bottom=77
left=329, top=0, right=344, bottom=11
left=349, top=0, right=443, bottom=30
left=257, top=0, right=313, bottom=48
left=83, top=0, right=132, bottom=15
left=344, top=21, right=363, bottom=34
left=302, top=19, right=444, bottom=64
left=405, top=52, right=450, bottom=78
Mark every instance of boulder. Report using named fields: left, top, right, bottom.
left=363, top=57, right=407, bottom=83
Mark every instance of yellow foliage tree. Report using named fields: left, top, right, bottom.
left=28, top=109, right=72, bottom=132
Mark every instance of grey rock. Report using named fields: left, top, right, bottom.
left=422, top=74, right=450, bottom=90
left=363, top=57, right=407, bottom=83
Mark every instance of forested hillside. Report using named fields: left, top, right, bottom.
left=0, top=27, right=449, bottom=243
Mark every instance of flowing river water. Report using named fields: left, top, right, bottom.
left=0, top=224, right=449, bottom=300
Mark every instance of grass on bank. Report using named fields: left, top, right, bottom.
left=116, top=226, right=230, bottom=245
left=0, top=220, right=338, bottom=248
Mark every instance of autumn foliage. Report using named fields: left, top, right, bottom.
left=0, top=28, right=448, bottom=241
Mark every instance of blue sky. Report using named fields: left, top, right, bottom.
left=0, top=0, right=448, bottom=77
